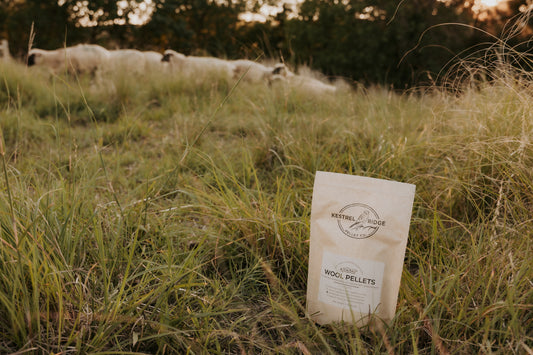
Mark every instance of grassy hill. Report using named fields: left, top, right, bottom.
left=0, top=59, right=532, bottom=354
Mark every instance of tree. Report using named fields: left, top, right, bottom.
left=0, top=0, right=74, bottom=58
left=1, top=0, right=530, bottom=86
left=0, top=0, right=148, bottom=57
left=140, top=0, right=246, bottom=57
left=272, top=0, right=482, bottom=86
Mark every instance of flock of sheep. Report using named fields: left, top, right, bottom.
left=0, top=40, right=339, bottom=94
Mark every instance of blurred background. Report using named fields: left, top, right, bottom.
left=1, top=0, right=532, bottom=87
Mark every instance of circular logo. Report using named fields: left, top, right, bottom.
left=336, top=203, right=382, bottom=239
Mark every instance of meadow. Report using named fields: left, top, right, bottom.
left=0, top=56, right=531, bottom=354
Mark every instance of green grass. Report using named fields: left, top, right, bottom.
left=0, top=57, right=532, bottom=354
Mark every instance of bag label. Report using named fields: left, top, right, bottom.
left=318, top=250, right=385, bottom=312
left=331, top=203, right=386, bottom=239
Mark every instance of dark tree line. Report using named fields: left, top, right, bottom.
left=1, top=0, right=532, bottom=87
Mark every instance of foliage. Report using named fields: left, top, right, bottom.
left=277, top=0, right=511, bottom=86
left=0, top=0, right=532, bottom=86
left=145, top=0, right=245, bottom=56
left=0, top=0, right=74, bottom=56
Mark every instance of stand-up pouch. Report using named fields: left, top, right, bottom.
left=306, top=171, right=416, bottom=325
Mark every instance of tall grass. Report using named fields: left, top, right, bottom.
left=0, top=49, right=532, bottom=354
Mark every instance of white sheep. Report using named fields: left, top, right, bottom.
left=161, top=49, right=236, bottom=81
left=0, top=39, right=12, bottom=61
left=142, top=50, right=164, bottom=72
left=27, top=44, right=110, bottom=76
left=231, top=59, right=275, bottom=83
left=271, top=63, right=337, bottom=94
left=107, top=48, right=149, bottom=75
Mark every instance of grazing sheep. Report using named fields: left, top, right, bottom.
left=142, top=51, right=164, bottom=71
left=107, top=48, right=148, bottom=75
left=27, top=44, right=110, bottom=76
left=0, top=39, right=11, bottom=61
left=161, top=49, right=236, bottom=80
left=271, top=63, right=293, bottom=78
left=161, top=49, right=186, bottom=65
left=271, top=63, right=337, bottom=94
left=231, top=59, right=275, bottom=83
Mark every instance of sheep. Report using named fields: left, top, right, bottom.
left=0, top=39, right=11, bottom=61
left=161, top=49, right=186, bottom=66
left=270, top=63, right=337, bottom=94
left=161, top=49, right=236, bottom=81
left=106, top=48, right=148, bottom=75
left=231, top=59, right=275, bottom=83
left=142, top=51, right=164, bottom=72
left=271, top=63, right=293, bottom=79
left=27, top=44, right=110, bottom=76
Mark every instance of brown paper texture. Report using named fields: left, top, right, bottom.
left=306, top=171, right=416, bottom=325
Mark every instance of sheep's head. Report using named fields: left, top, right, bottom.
left=27, top=49, right=54, bottom=67
left=272, top=63, right=294, bottom=78
left=161, top=50, right=186, bottom=64
left=267, top=63, right=295, bottom=84
left=27, top=48, right=67, bottom=73
left=27, top=51, right=41, bottom=66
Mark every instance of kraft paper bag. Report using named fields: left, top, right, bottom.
left=306, top=171, right=416, bottom=326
